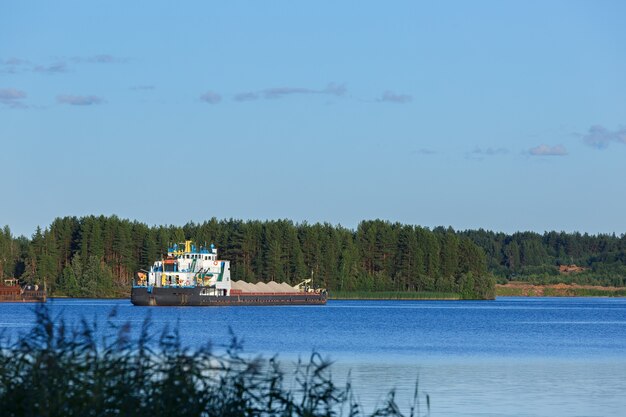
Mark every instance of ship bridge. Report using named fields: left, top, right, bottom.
left=137, top=240, right=231, bottom=295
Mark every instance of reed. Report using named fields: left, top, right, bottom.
left=542, top=287, right=626, bottom=297
left=330, top=291, right=460, bottom=300
left=496, top=285, right=626, bottom=297
left=0, top=305, right=430, bottom=417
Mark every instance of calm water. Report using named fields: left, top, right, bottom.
left=1, top=297, right=625, bottom=416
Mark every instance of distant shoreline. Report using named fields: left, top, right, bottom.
left=48, top=285, right=626, bottom=301
left=330, top=285, right=626, bottom=300
left=330, top=297, right=461, bottom=300
left=329, top=290, right=462, bottom=300
left=496, top=282, right=626, bottom=297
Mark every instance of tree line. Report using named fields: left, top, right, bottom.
left=462, top=229, right=626, bottom=286
left=0, top=216, right=494, bottom=299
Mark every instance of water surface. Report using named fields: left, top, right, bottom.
left=1, top=297, right=624, bottom=416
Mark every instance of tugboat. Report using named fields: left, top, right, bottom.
left=0, top=278, right=47, bottom=303
left=131, top=241, right=326, bottom=306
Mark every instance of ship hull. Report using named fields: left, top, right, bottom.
left=131, top=287, right=326, bottom=307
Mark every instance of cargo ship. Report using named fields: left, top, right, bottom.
left=0, top=278, right=47, bottom=303
left=131, top=241, right=326, bottom=306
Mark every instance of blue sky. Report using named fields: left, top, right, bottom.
left=1, top=0, right=626, bottom=237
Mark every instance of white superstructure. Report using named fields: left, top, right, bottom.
left=139, top=241, right=232, bottom=296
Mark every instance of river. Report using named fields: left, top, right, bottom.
left=1, top=297, right=625, bottom=416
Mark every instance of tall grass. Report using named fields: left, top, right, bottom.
left=0, top=305, right=430, bottom=417
left=543, top=287, right=626, bottom=297
left=330, top=291, right=460, bottom=300
left=497, top=285, right=626, bottom=297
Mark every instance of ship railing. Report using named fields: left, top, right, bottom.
left=134, top=282, right=198, bottom=288
left=133, top=283, right=198, bottom=289
left=133, top=279, right=147, bottom=287
left=22, top=290, right=47, bottom=298
left=229, top=291, right=325, bottom=296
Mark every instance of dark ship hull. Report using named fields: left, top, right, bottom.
left=131, top=286, right=327, bottom=307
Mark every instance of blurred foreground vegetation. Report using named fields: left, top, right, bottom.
left=0, top=306, right=429, bottom=417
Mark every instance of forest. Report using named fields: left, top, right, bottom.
left=1, top=216, right=625, bottom=300
left=0, top=216, right=493, bottom=299
left=462, top=229, right=626, bottom=286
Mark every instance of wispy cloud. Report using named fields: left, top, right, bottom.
left=412, top=148, right=436, bottom=155
left=200, top=91, right=222, bottom=104
left=57, top=94, right=103, bottom=106
left=326, top=83, right=347, bottom=96
left=465, top=147, right=508, bottom=160
left=234, top=83, right=346, bottom=101
left=86, top=54, right=126, bottom=64
left=377, top=91, right=412, bottom=103
left=34, top=62, right=68, bottom=74
left=0, top=58, right=30, bottom=74
left=581, top=125, right=626, bottom=149
left=0, top=88, right=27, bottom=108
left=2, top=54, right=125, bottom=75
left=471, top=147, right=508, bottom=156
left=528, top=144, right=568, bottom=156
left=72, top=54, right=128, bottom=64
left=2, top=58, right=29, bottom=66
left=233, top=92, right=259, bottom=102
left=0, top=57, right=67, bottom=74
left=264, top=87, right=313, bottom=99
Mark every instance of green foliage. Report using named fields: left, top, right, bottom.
left=2, top=217, right=497, bottom=299
left=330, top=290, right=460, bottom=300
left=542, top=287, right=626, bottom=297
left=0, top=225, right=25, bottom=278
left=0, top=306, right=430, bottom=417
left=57, top=254, right=116, bottom=297
left=496, top=285, right=626, bottom=297
left=12, top=215, right=625, bottom=298
left=463, top=229, right=626, bottom=287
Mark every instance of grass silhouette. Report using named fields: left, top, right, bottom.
left=0, top=305, right=429, bottom=417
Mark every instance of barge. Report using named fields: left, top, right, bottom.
left=131, top=241, right=326, bottom=306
